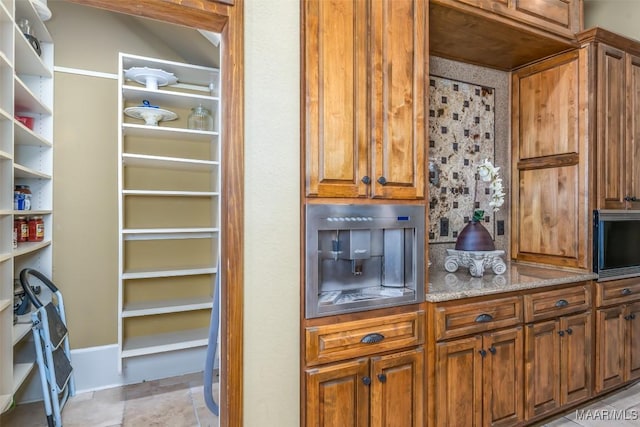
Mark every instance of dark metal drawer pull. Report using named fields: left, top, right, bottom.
left=621, top=288, right=633, bottom=296
left=555, top=299, right=569, bottom=308
left=361, top=333, right=385, bottom=344
left=475, top=313, right=494, bottom=323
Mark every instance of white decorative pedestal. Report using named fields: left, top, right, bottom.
left=444, top=249, right=507, bottom=278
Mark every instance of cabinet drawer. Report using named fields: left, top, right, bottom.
left=305, top=311, right=424, bottom=366
left=596, top=277, right=640, bottom=307
left=524, top=283, right=591, bottom=323
left=434, top=296, right=522, bottom=340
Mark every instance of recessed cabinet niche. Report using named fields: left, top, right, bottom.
left=117, top=53, right=220, bottom=369
left=303, top=0, right=426, bottom=200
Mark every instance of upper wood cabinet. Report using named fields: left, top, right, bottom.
left=303, top=0, right=427, bottom=199
left=429, top=0, right=581, bottom=71
left=578, top=29, right=640, bottom=209
left=511, top=49, right=590, bottom=269
left=451, top=0, right=582, bottom=38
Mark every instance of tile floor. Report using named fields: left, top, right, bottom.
left=0, top=371, right=219, bottom=427
left=2, top=375, right=640, bottom=426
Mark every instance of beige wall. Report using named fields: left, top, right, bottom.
left=244, top=0, right=300, bottom=425
left=584, top=0, right=640, bottom=40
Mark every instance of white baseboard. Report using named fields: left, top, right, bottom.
left=17, top=344, right=212, bottom=402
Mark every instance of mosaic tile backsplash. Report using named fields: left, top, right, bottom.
left=428, top=75, right=496, bottom=244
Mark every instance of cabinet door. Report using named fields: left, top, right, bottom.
left=596, top=306, right=626, bottom=392
left=370, top=347, right=424, bottom=427
left=524, top=320, right=560, bottom=419
left=305, top=358, right=370, bottom=427
left=626, top=53, right=640, bottom=208
left=369, top=0, right=426, bottom=199
left=435, top=336, right=483, bottom=427
left=560, top=312, right=592, bottom=405
left=597, top=44, right=627, bottom=209
left=483, top=327, right=524, bottom=427
left=303, top=0, right=369, bottom=198
left=626, top=301, right=640, bottom=382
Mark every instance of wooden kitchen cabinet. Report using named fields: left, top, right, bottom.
left=305, top=347, right=424, bottom=427
left=440, top=0, right=582, bottom=39
left=304, top=310, right=425, bottom=426
left=581, top=32, right=640, bottom=209
left=302, top=0, right=426, bottom=199
left=523, top=283, right=592, bottom=420
left=594, top=277, right=640, bottom=393
left=435, top=327, right=524, bottom=427
left=511, top=49, right=589, bottom=269
left=524, top=312, right=592, bottom=419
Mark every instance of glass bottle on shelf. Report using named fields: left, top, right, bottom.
left=188, top=104, right=213, bottom=131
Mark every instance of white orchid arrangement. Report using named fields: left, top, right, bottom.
left=473, top=158, right=505, bottom=221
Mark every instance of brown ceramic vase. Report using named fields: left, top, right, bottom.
left=455, top=220, right=495, bottom=251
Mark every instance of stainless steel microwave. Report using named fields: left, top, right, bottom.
left=593, top=210, right=640, bottom=281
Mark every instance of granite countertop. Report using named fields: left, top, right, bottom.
left=427, top=261, right=598, bottom=302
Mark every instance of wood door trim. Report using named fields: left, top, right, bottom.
left=64, top=2, right=245, bottom=426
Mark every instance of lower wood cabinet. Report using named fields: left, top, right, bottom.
left=524, top=311, right=592, bottom=420
left=305, top=347, right=424, bottom=427
left=435, top=327, right=523, bottom=427
left=596, top=301, right=640, bottom=392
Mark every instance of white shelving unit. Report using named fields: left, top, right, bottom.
left=118, top=53, right=220, bottom=370
left=0, top=0, right=54, bottom=413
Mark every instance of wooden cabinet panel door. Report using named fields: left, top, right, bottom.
left=305, top=358, right=370, bottom=427
left=626, top=54, right=640, bottom=208
left=515, top=51, right=580, bottom=159
left=516, top=165, right=581, bottom=265
left=435, top=336, right=483, bottom=427
left=626, top=302, right=640, bottom=382
left=483, top=327, right=524, bottom=427
left=370, top=0, right=426, bottom=199
left=597, top=44, right=626, bottom=209
left=560, top=312, right=592, bottom=405
left=524, top=321, right=560, bottom=419
left=370, top=347, right=424, bottom=427
left=596, top=306, right=625, bottom=393
left=304, top=0, right=369, bottom=198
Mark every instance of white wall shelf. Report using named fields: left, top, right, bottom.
left=122, top=123, right=218, bottom=140
left=122, top=85, right=218, bottom=111
left=121, top=327, right=209, bottom=359
left=122, top=227, right=218, bottom=241
left=122, top=266, right=217, bottom=280
left=122, top=153, right=218, bottom=171
left=122, top=189, right=218, bottom=197
left=1, top=0, right=54, bottom=409
left=13, top=163, right=51, bottom=179
left=122, top=297, right=213, bottom=317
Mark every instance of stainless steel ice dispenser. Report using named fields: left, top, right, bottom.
left=305, top=204, right=425, bottom=318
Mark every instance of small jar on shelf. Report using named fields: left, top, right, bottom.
left=28, top=216, right=44, bottom=242
left=14, top=185, right=32, bottom=211
left=14, top=216, right=28, bottom=244
left=188, top=104, right=214, bottom=131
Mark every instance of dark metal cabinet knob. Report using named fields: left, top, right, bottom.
left=558, top=330, right=565, bottom=337
left=377, top=373, right=387, bottom=383
left=361, top=175, right=371, bottom=185
left=377, top=176, right=387, bottom=185
left=566, top=328, right=573, bottom=335
left=362, top=376, right=371, bottom=386
left=479, top=349, right=487, bottom=357
left=488, top=346, right=496, bottom=355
